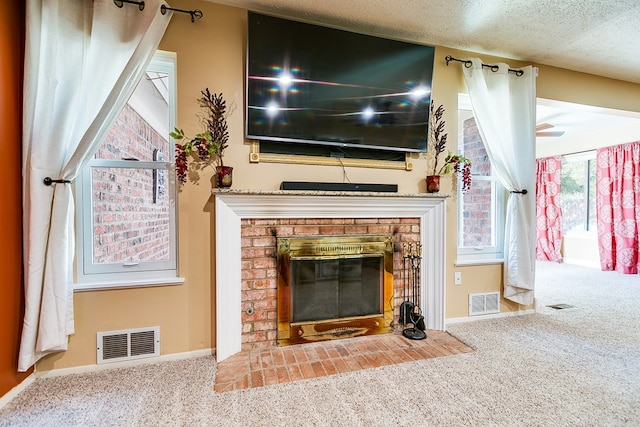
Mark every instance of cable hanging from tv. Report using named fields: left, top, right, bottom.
left=113, top=0, right=204, bottom=22
left=445, top=55, right=524, bottom=76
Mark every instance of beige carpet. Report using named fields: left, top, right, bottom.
left=1, top=262, right=639, bottom=426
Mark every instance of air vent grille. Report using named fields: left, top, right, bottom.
left=469, top=292, right=500, bottom=316
left=97, top=327, right=160, bottom=364
left=131, top=330, right=156, bottom=356
left=102, top=333, right=128, bottom=360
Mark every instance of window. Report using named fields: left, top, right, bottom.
left=75, top=51, right=179, bottom=289
left=560, top=151, right=597, bottom=233
left=456, top=95, right=505, bottom=263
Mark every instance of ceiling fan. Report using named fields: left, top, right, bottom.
left=536, top=123, right=565, bottom=137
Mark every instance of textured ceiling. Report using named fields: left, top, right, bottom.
left=210, top=0, right=640, bottom=84
left=207, top=0, right=640, bottom=153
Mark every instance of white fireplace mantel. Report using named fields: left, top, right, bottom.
left=213, top=190, right=447, bottom=362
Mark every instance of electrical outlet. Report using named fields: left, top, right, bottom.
left=454, top=271, right=462, bottom=286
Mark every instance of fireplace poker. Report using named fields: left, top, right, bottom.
left=401, top=242, right=426, bottom=340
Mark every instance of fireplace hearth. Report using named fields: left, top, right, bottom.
left=276, top=235, right=394, bottom=346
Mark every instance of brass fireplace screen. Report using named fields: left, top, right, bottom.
left=276, top=235, right=394, bottom=346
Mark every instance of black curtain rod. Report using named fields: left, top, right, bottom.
left=113, top=1, right=204, bottom=23
left=445, top=55, right=524, bottom=77
left=113, top=0, right=145, bottom=11
left=160, top=4, right=203, bottom=22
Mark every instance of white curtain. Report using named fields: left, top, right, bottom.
left=19, top=0, right=171, bottom=371
left=462, top=58, right=538, bottom=305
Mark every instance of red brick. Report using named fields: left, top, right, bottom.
left=332, top=358, right=350, bottom=373
left=242, top=247, right=266, bottom=259
left=274, top=226, right=295, bottom=235
left=293, top=226, right=320, bottom=235
left=343, top=357, right=362, bottom=372
left=252, top=237, right=276, bottom=247
left=354, top=218, right=377, bottom=224
left=266, top=331, right=278, bottom=341
left=243, top=310, right=268, bottom=322
left=241, top=226, right=270, bottom=237
left=263, top=368, right=279, bottom=386
left=282, top=348, right=297, bottom=365
left=241, top=269, right=267, bottom=280
left=287, top=364, right=304, bottom=381
left=318, top=226, right=346, bottom=235
left=250, top=370, right=264, bottom=388
left=254, top=321, right=275, bottom=332
left=250, top=219, right=279, bottom=226
left=216, top=329, right=474, bottom=392
left=242, top=331, right=268, bottom=343
left=344, top=226, right=368, bottom=234
left=305, top=218, right=331, bottom=225
left=311, top=361, right=327, bottom=377
left=233, top=375, right=249, bottom=390
left=367, top=225, right=393, bottom=234
left=248, top=279, right=273, bottom=289
left=299, top=363, right=315, bottom=379
left=314, top=346, right=330, bottom=360
left=214, top=382, right=235, bottom=393
left=331, top=218, right=354, bottom=224
left=275, top=366, right=290, bottom=384
left=321, top=359, right=338, bottom=375
left=253, top=299, right=277, bottom=311
left=242, top=289, right=267, bottom=301
left=253, top=258, right=276, bottom=269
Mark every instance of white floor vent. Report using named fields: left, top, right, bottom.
left=469, top=292, right=500, bottom=316
left=97, top=326, right=160, bottom=364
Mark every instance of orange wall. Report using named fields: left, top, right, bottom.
left=0, top=1, right=30, bottom=397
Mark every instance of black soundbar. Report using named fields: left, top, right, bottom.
left=280, top=181, right=398, bottom=193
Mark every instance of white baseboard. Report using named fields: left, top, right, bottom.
left=445, top=309, right=535, bottom=326
left=0, top=373, right=36, bottom=410
left=35, top=348, right=214, bottom=379
left=561, top=258, right=601, bottom=269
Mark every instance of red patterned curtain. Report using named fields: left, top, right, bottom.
left=535, top=156, right=563, bottom=262
left=596, top=141, right=640, bottom=274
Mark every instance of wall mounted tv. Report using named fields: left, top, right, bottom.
left=246, top=12, right=435, bottom=154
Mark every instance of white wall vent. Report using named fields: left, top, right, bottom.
left=469, top=292, right=500, bottom=316
left=97, top=326, right=160, bottom=364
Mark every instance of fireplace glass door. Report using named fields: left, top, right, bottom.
left=292, top=255, right=383, bottom=322
left=277, top=235, right=394, bottom=346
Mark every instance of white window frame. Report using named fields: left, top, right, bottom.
left=74, top=51, right=181, bottom=290
left=456, top=94, right=505, bottom=265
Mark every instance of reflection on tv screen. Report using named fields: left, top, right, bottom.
left=247, top=12, right=435, bottom=153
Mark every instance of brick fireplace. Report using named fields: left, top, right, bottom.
left=245, top=223, right=411, bottom=348
left=214, top=191, right=446, bottom=362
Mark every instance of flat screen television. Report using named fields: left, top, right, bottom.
left=246, top=12, right=435, bottom=153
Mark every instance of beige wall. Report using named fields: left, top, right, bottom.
left=562, top=234, right=600, bottom=268
left=36, top=0, right=640, bottom=370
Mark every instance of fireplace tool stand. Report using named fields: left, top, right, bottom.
left=399, top=242, right=426, bottom=340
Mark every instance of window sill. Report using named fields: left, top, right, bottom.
left=74, top=277, right=185, bottom=292
left=455, top=258, right=504, bottom=267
